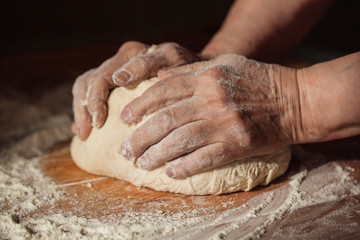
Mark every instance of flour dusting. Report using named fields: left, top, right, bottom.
left=1, top=85, right=360, bottom=239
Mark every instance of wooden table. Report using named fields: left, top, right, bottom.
left=1, top=48, right=359, bottom=239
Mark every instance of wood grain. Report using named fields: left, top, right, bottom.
left=39, top=140, right=291, bottom=217
left=31, top=137, right=360, bottom=239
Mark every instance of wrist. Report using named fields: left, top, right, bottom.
left=272, top=65, right=305, bottom=144
left=200, top=34, right=227, bottom=59
left=296, top=54, right=360, bottom=143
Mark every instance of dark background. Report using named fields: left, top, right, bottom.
left=0, top=0, right=233, bottom=55
left=0, top=0, right=359, bottom=100
left=1, top=0, right=359, bottom=56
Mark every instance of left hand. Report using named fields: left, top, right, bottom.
left=72, top=41, right=201, bottom=140
left=120, top=54, right=301, bottom=179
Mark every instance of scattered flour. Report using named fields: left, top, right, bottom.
left=1, top=85, right=359, bottom=239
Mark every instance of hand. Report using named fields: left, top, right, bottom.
left=120, top=54, right=301, bottom=178
left=72, top=41, right=201, bottom=140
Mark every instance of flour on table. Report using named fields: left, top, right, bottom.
left=71, top=77, right=291, bottom=195
left=1, top=83, right=359, bottom=239
left=2, top=121, right=359, bottom=239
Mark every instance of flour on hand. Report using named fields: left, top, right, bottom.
left=71, top=78, right=291, bottom=195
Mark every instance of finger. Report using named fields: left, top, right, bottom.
left=121, top=74, right=196, bottom=124
left=72, top=71, right=94, bottom=140
left=96, top=42, right=149, bottom=89
left=136, top=120, right=212, bottom=171
left=158, top=59, right=215, bottom=79
left=76, top=107, right=92, bottom=140
left=120, top=99, right=201, bottom=160
left=165, top=142, right=234, bottom=179
left=112, top=42, right=198, bottom=87
left=86, top=74, right=111, bottom=128
left=94, top=42, right=149, bottom=88
left=107, top=42, right=149, bottom=85
left=85, top=42, right=149, bottom=128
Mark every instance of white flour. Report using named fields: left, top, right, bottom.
left=1, top=85, right=360, bottom=239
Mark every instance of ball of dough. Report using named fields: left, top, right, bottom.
left=71, top=78, right=291, bottom=195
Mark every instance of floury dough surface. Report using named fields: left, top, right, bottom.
left=71, top=78, right=291, bottom=195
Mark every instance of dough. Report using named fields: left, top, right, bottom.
left=71, top=78, right=291, bottom=195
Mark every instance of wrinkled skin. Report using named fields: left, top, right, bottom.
left=72, top=41, right=201, bottom=140
left=120, top=54, right=300, bottom=179
left=71, top=0, right=360, bottom=180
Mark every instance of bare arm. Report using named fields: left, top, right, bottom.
left=201, top=0, right=333, bottom=61
left=72, top=0, right=335, bottom=141
left=294, top=52, right=360, bottom=143
left=120, top=52, right=360, bottom=178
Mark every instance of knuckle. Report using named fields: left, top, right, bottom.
left=161, top=42, right=193, bottom=65
left=162, top=42, right=180, bottom=53
left=92, top=71, right=113, bottom=87
left=117, top=41, right=148, bottom=59
left=215, top=91, right=228, bottom=108
left=127, top=55, right=152, bottom=73
left=156, top=78, right=169, bottom=91
left=198, top=145, right=226, bottom=168
left=163, top=107, right=177, bottom=120
left=72, top=77, right=85, bottom=96
left=156, top=108, right=176, bottom=131
left=201, top=73, right=227, bottom=104
left=118, top=41, right=141, bottom=52
left=90, top=69, right=114, bottom=87
left=175, top=75, right=193, bottom=93
left=203, top=67, right=223, bottom=80
left=196, top=154, right=212, bottom=169
left=216, top=54, right=232, bottom=62
left=131, top=131, right=148, bottom=154
left=88, top=96, right=106, bottom=108
left=214, top=144, right=229, bottom=165
left=96, top=72, right=112, bottom=86
left=191, top=122, right=210, bottom=140
left=133, top=55, right=148, bottom=66
left=101, top=74, right=113, bottom=86
left=177, top=123, right=207, bottom=149
left=215, top=53, right=244, bottom=64
left=225, top=122, right=252, bottom=148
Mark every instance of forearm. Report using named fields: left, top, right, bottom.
left=295, top=52, right=360, bottom=143
left=201, top=0, right=333, bottom=61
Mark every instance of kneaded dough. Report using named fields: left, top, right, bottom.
left=71, top=78, right=291, bottom=195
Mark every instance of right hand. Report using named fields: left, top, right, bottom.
left=119, top=54, right=300, bottom=178
left=72, top=41, right=201, bottom=140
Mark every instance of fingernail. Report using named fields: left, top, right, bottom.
left=121, top=107, right=133, bottom=124
left=91, top=113, right=101, bottom=128
left=77, top=126, right=81, bottom=136
left=113, top=70, right=131, bottom=85
left=77, top=126, right=85, bottom=141
left=121, top=138, right=134, bottom=160
left=136, top=154, right=151, bottom=170
left=166, top=165, right=176, bottom=178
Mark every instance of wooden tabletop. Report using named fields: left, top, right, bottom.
left=34, top=137, right=360, bottom=239
left=1, top=47, right=359, bottom=239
